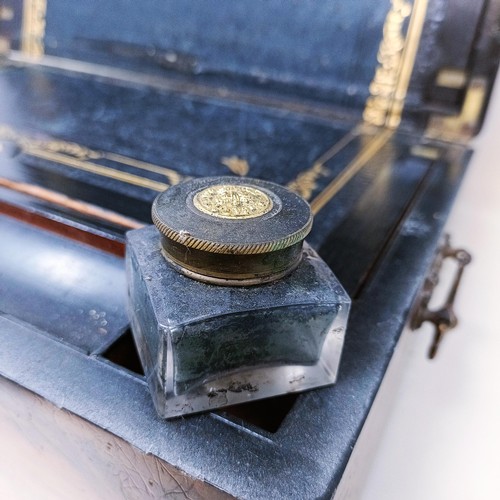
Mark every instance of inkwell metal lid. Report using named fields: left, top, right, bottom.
left=152, top=176, right=313, bottom=285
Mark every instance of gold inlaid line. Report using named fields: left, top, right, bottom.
left=27, top=147, right=169, bottom=192
left=0, top=124, right=182, bottom=192
left=287, top=128, right=359, bottom=200
left=386, top=0, right=429, bottom=128
left=314, top=127, right=361, bottom=167
left=310, top=129, right=393, bottom=214
left=104, top=152, right=183, bottom=185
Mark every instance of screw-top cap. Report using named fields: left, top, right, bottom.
left=152, top=176, right=313, bottom=285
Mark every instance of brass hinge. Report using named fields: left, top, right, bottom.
left=425, top=73, right=487, bottom=143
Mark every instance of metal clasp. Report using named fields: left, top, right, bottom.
left=410, top=234, right=472, bottom=359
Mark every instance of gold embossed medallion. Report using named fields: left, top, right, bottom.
left=193, top=184, right=272, bottom=219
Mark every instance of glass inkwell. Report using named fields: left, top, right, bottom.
left=126, top=176, right=350, bottom=418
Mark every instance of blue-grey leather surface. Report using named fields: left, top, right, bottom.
left=39, top=0, right=388, bottom=112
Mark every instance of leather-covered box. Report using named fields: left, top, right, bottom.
left=0, top=1, right=499, bottom=498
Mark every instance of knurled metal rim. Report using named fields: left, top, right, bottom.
left=151, top=177, right=313, bottom=256
left=152, top=203, right=312, bottom=255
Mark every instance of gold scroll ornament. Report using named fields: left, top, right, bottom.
left=21, top=0, right=47, bottom=58
left=363, top=0, right=429, bottom=128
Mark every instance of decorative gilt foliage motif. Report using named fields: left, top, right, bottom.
left=363, top=0, right=412, bottom=127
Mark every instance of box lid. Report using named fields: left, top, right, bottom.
left=2, top=0, right=499, bottom=140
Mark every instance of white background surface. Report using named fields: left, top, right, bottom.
left=361, top=78, right=500, bottom=498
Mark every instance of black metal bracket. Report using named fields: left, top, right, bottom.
left=410, top=234, right=472, bottom=359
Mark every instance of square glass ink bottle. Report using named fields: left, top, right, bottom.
left=126, top=176, right=350, bottom=418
